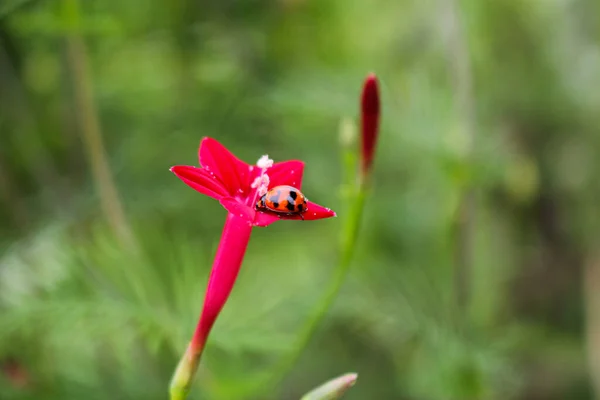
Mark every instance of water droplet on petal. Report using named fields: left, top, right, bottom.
left=313, top=213, right=317, bottom=216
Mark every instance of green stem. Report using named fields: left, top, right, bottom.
left=170, top=342, right=203, bottom=400
left=61, top=0, right=134, bottom=247
left=0, top=152, right=28, bottom=230
left=442, top=0, right=476, bottom=313
left=254, top=178, right=369, bottom=397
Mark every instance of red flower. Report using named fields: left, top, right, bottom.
left=169, top=138, right=335, bottom=398
left=360, top=73, right=381, bottom=176
left=171, top=137, right=335, bottom=227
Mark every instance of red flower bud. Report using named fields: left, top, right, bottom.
left=360, top=73, right=381, bottom=176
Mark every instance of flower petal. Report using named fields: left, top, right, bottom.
left=222, top=199, right=288, bottom=227
left=254, top=210, right=283, bottom=227
left=289, top=201, right=336, bottom=221
left=171, top=165, right=229, bottom=199
left=198, top=137, right=252, bottom=194
left=268, top=160, right=305, bottom=189
left=219, top=198, right=255, bottom=225
left=254, top=200, right=336, bottom=225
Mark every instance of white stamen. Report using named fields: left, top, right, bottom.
left=257, top=155, right=273, bottom=169
left=251, top=174, right=270, bottom=196
left=249, top=154, right=275, bottom=207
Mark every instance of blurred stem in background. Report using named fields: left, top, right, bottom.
left=0, top=152, right=28, bottom=230
left=585, top=255, right=600, bottom=398
left=441, top=0, right=477, bottom=314
left=61, top=0, right=134, bottom=246
left=255, top=75, right=380, bottom=397
left=0, top=16, right=68, bottom=221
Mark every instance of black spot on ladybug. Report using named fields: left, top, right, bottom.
left=272, top=201, right=279, bottom=209
left=286, top=201, right=295, bottom=211
left=297, top=203, right=303, bottom=212
left=289, top=191, right=297, bottom=200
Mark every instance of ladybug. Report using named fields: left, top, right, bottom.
left=256, top=185, right=308, bottom=220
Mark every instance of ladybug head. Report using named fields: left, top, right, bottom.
left=256, top=195, right=266, bottom=210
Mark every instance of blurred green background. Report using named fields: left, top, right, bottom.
left=1, top=0, right=600, bottom=399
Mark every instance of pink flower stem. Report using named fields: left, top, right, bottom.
left=170, top=213, right=252, bottom=400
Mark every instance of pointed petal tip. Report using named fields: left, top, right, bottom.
left=170, top=165, right=190, bottom=174
left=298, top=202, right=337, bottom=221
left=366, top=72, right=378, bottom=81
left=198, top=137, right=210, bottom=158
left=198, top=136, right=215, bottom=157
left=170, top=165, right=229, bottom=199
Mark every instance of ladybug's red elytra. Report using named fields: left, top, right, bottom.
left=256, top=185, right=308, bottom=220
